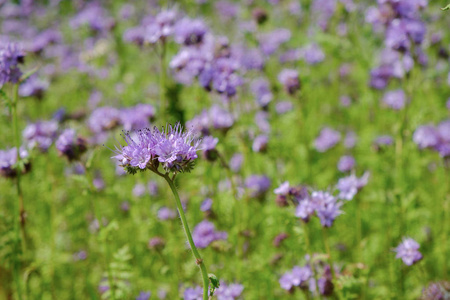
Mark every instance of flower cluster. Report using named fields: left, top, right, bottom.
left=394, top=237, right=422, bottom=266
left=55, top=129, right=87, bottom=161
left=0, top=42, right=24, bottom=88
left=0, top=147, right=30, bottom=178
left=335, top=172, right=370, bottom=201
left=314, top=127, right=341, bottom=153
left=413, top=120, right=450, bottom=158
left=113, top=123, right=202, bottom=174
left=192, top=220, right=227, bottom=249
left=23, top=120, right=59, bottom=152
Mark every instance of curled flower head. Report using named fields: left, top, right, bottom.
left=0, top=42, right=25, bottom=87
left=56, top=129, right=87, bottom=161
left=112, top=123, right=201, bottom=175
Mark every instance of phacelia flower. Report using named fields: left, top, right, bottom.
left=184, top=286, right=203, bottom=300
left=336, top=172, right=370, bottom=201
left=394, top=237, right=422, bottom=266
left=112, top=123, right=201, bottom=174
left=55, top=129, right=87, bottom=161
left=382, top=89, right=407, bottom=110
left=23, top=120, right=58, bottom=152
left=19, top=75, right=49, bottom=100
left=201, top=136, right=219, bottom=161
left=192, top=220, right=227, bottom=248
left=279, top=265, right=312, bottom=291
left=245, top=175, right=271, bottom=198
left=0, top=42, right=25, bottom=87
left=312, top=191, right=343, bottom=227
left=252, top=135, right=268, bottom=153
left=0, top=147, right=30, bottom=178
left=314, top=128, right=341, bottom=152
left=135, top=291, right=151, bottom=300
left=278, top=69, right=300, bottom=95
left=158, top=207, right=177, bottom=220
left=216, top=281, right=244, bottom=300
left=413, top=125, right=440, bottom=149
left=174, top=18, right=208, bottom=46
left=337, top=155, right=355, bottom=172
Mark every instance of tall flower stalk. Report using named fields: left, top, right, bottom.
left=112, top=123, right=214, bottom=299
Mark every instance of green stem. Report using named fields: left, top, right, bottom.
left=11, top=84, right=24, bottom=300
left=159, top=41, right=167, bottom=119
left=321, top=227, right=342, bottom=300
left=302, top=222, right=321, bottom=300
left=163, top=174, right=209, bottom=300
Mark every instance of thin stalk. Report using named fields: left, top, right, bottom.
left=302, top=222, right=321, bottom=300
left=321, top=227, right=342, bottom=300
left=11, top=84, right=27, bottom=250
left=163, top=174, right=209, bottom=300
left=159, top=40, right=167, bottom=118
left=11, top=84, right=24, bottom=300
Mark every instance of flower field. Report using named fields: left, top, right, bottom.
left=0, top=1, right=449, bottom=299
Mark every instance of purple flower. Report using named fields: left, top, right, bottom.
left=312, top=191, right=343, bottom=227
left=27, top=29, right=61, bottom=54
left=394, top=237, right=422, bottom=266
left=344, top=131, right=357, bottom=149
left=382, top=89, right=407, bottom=110
left=337, top=155, right=355, bottom=172
left=279, top=265, right=312, bottom=291
left=252, top=135, right=268, bottom=153
left=274, top=181, right=290, bottom=196
left=276, top=101, right=294, bottom=115
left=120, top=104, right=155, bottom=131
left=200, top=198, right=213, bottom=212
left=216, top=282, right=244, bottom=300
left=143, top=10, right=177, bottom=44
left=158, top=207, right=177, bottom=220
left=192, top=220, right=227, bottom=248
left=0, top=147, right=30, bottom=178
left=239, top=48, right=264, bottom=71
left=421, top=282, right=447, bottom=300
left=202, top=136, right=219, bottom=161
left=295, top=197, right=316, bottom=222
left=278, top=69, right=300, bottom=95
left=302, top=43, right=325, bottom=65
left=413, top=125, right=439, bottom=149
left=56, top=129, right=87, bottom=161
left=112, top=123, right=201, bottom=174
left=251, top=78, right=273, bottom=108
left=314, top=128, right=341, bottom=152
left=136, top=291, right=151, bottom=300
left=0, top=42, right=24, bottom=87
left=132, top=183, right=147, bottom=197
left=174, top=18, right=208, bottom=46
left=88, top=107, right=121, bottom=134
left=23, top=120, right=58, bottom=152
left=70, top=2, right=114, bottom=33
left=19, top=75, right=49, bottom=99
left=258, top=29, right=291, bottom=56
left=374, top=135, right=394, bottom=147
left=184, top=286, right=203, bottom=300
left=245, top=175, right=271, bottom=198
left=336, top=172, right=370, bottom=200
left=229, top=153, right=243, bottom=173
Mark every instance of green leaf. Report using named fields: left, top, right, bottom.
left=441, top=4, right=450, bottom=10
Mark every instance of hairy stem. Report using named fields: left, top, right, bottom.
left=163, top=174, right=209, bottom=300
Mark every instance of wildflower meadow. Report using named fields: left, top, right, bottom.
left=0, top=0, right=449, bottom=299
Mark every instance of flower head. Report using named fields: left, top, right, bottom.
left=394, top=237, right=422, bottom=266
left=0, top=42, right=24, bottom=87
left=0, top=147, right=30, bottom=178
left=56, top=129, right=87, bottom=161
left=112, top=123, right=201, bottom=175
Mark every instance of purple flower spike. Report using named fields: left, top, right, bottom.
left=312, top=191, right=343, bottom=227
left=394, top=237, right=422, bottom=266
left=337, top=155, right=355, bottom=172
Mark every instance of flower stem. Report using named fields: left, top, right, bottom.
left=159, top=40, right=167, bottom=118
left=163, top=174, right=209, bottom=300
left=302, top=222, right=321, bottom=300
left=11, top=84, right=24, bottom=300
left=321, top=227, right=342, bottom=300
